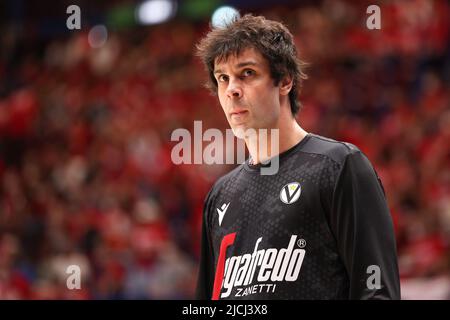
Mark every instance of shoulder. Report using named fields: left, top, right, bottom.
left=304, top=134, right=381, bottom=191
left=302, top=133, right=362, bottom=165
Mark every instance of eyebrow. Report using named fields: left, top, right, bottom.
left=214, top=61, right=259, bottom=74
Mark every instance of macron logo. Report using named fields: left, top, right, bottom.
left=217, top=203, right=230, bottom=226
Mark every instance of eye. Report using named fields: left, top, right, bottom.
left=242, top=69, right=255, bottom=78
left=217, top=74, right=229, bottom=82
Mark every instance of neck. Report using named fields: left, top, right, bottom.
left=245, top=116, right=308, bottom=165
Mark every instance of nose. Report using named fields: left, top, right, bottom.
left=226, top=79, right=243, bottom=99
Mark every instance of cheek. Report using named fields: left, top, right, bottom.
left=255, top=88, right=278, bottom=110
left=254, top=91, right=280, bottom=122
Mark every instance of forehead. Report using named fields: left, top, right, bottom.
left=213, top=47, right=268, bottom=71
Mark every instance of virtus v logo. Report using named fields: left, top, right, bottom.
left=280, top=182, right=302, bottom=204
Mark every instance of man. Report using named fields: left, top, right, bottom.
left=195, top=14, right=400, bottom=299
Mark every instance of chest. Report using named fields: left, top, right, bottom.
left=210, top=167, right=332, bottom=255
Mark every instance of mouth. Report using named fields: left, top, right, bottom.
left=229, top=109, right=249, bottom=125
left=229, top=109, right=249, bottom=117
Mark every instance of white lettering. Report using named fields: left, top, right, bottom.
left=220, top=235, right=306, bottom=298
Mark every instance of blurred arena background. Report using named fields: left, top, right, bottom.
left=0, top=0, right=448, bottom=299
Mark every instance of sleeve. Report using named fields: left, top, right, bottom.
left=195, top=187, right=216, bottom=300
left=330, top=151, right=401, bottom=300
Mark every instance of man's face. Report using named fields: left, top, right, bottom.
left=213, top=48, right=283, bottom=138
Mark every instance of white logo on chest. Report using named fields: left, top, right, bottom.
left=280, top=182, right=301, bottom=204
left=217, top=203, right=230, bottom=226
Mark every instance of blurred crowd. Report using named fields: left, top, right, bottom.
left=0, top=0, right=449, bottom=299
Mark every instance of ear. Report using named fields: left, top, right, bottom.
left=279, top=75, right=293, bottom=96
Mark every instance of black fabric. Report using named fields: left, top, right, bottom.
left=196, top=133, right=400, bottom=300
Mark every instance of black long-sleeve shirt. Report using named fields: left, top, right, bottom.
left=196, top=133, right=400, bottom=300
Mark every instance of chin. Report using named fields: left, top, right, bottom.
left=231, top=126, right=247, bottom=139
left=231, top=125, right=259, bottom=140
